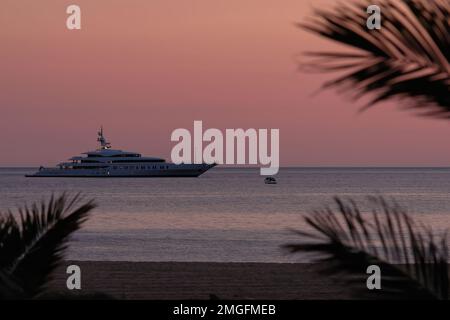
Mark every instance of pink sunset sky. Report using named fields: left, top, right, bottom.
left=1, top=0, right=449, bottom=167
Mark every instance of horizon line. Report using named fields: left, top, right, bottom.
left=2, top=165, right=450, bottom=169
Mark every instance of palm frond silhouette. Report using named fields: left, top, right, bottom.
left=284, top=197, right=448, bottom=299
left=300, top=0, right=450, bottom=117
left=0, top=194, right=95, bottom=299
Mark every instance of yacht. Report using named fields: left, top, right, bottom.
left=26, top=128, right=216, bottom=177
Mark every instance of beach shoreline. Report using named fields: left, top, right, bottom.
left=49, top=261, right=353, bottom=300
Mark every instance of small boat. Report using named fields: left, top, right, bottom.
left=264, top=177, right=277, bottom=184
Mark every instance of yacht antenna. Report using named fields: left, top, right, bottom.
left=97, top=126, right=111, bottom=150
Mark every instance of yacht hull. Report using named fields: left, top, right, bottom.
left=25, top=164, right=216, bottom=178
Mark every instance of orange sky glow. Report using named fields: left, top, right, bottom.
left=1, top=0, right=450, bottom=166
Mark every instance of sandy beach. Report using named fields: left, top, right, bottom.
left=48, top=261, right=354, bottom=300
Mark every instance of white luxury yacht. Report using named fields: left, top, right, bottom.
left=26, top=128, right=216, bottom=177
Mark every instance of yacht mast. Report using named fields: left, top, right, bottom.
left=97, top=126, right=111, bottom=150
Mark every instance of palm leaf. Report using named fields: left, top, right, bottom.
left=0, top=269, right=25, bottom=299
left=284, top=196, right=449, bottom=299
left=0, top=194, right=96, bottom=298
left=300, top=0, right=450, bottom=117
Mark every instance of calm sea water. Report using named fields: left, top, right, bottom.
left=1, top=167, right=450, bottom=262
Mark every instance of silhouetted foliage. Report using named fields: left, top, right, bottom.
left=284, top=197, right=449, bottom=299
left=300, top=0, right=450, bottom=117
left=0, top=194, right=95, bottom=299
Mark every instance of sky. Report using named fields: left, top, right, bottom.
left=1, top=0, right=450, bottom=167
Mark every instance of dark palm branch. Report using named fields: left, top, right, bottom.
left=300, top=0, right=450, bottom=117
left=0, top=194, right=96, bottom=298
left=284, top=197, right=449, bottom=299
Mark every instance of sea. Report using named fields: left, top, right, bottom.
left=1, top=167, right=449, bottom=263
